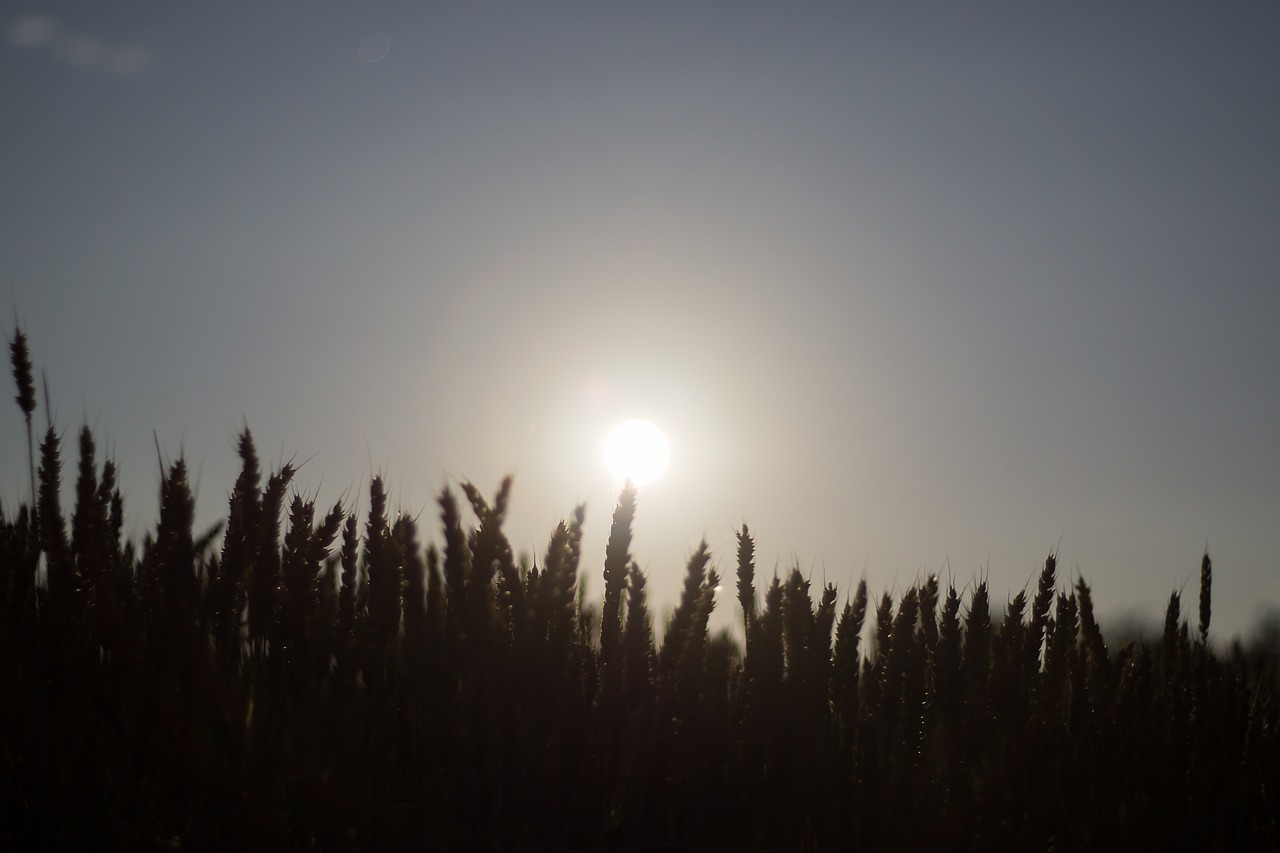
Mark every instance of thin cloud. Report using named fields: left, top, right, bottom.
left=103, top=45, right=149, bottom=77
left=7, top=14, right=153, bottom=78
left=59, top=33, right=104, bottom=68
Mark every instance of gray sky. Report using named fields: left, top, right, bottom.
left=3, top=2, right=1278, bottom=641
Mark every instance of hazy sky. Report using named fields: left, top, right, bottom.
left=4, top=2, right=1278, bottom=641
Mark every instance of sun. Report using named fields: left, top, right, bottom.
left=604, top=419, right=669, bottom=487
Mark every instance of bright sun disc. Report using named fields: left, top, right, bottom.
left=605, top=419, right=669, bottom=486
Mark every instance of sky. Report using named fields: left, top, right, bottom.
left=3, top=2, right=1278, bottom=643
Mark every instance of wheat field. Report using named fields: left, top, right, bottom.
left=3, top=325, right=1277, bottom=850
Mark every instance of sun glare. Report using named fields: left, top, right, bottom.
left=604, top=419, right=669, bottom=487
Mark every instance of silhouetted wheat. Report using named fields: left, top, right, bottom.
left=7, top=324, right=36, bottom=505
left=3, top=326, right=1278, bottom=850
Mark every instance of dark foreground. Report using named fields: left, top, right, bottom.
left=2, top=424, right=1278, bottom=850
